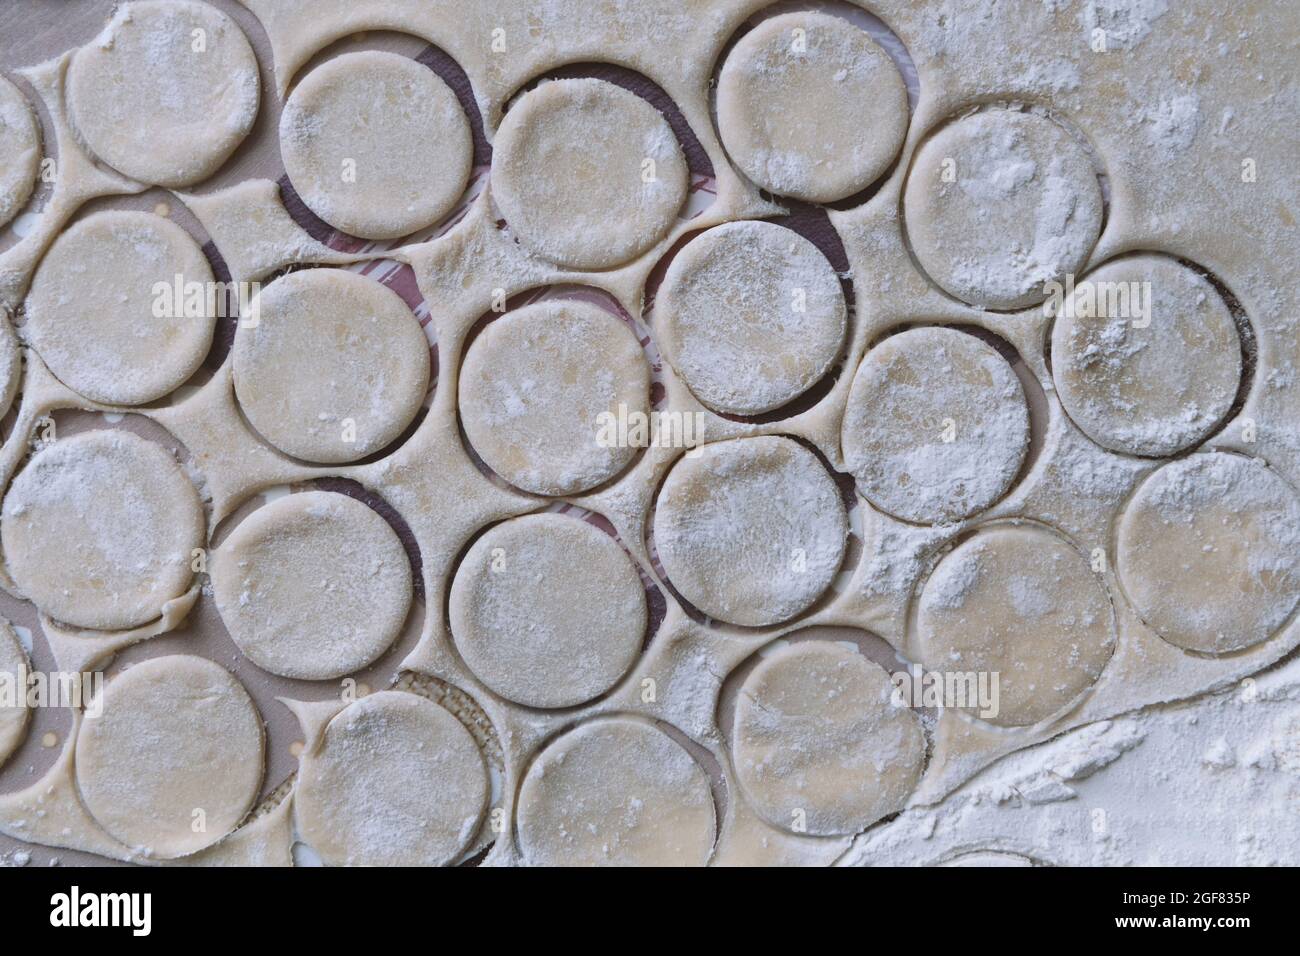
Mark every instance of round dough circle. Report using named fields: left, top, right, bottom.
left=450, top=514, right=646, bottom=708
left=717, top=12, right=908, bottom=203
left=0, top=316, right=22, bottom=423
left=0, top=75, right=40, bottom=229
left=0, top=620, right=30, bottom=767
left=24, top=210, right=216, bottom=405
left=1117, top=453, right=1300, bottom=654
left=733, top=641, right=925, bottom=835
left=66, top=1, right=259, bottom=188
left=459, top=301, right=649, bottom=495
left=491, top=78, right=688, bottom=270
left=1051, top=256, right=1242, bottom=457
left=211, top=491, right=412, bottom=680
left=654, top=436, right=847, bottom=627
left=2, top=430, right=204, bottom=631
left=843, top=327, right=1030, bottom=524
left=517, top=716, right=716, bottom=866
left=904, top=109, right=1103, bottom=310
left=657, top=221, right=847, bottom=416
left=915, top=525, right=1115, bottom=727
left=281, top=52, right=472, bottom=239
left=75, top=655, right=264, bottom=858
left=234, top=269, right=430, bottom=464
left=295, top=691, right=488, bottom=867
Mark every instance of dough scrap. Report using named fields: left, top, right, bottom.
left=1, top=430, right=203, bottom=631
left=1117, top=453, right=1300, bottom=654
left=211, top=491, right=412, bottom=680
left=516, top=716, right=716, bottom=866
left=294, top=691, right=488, bottom=867
left=234, top=268, right=430, bottom=464
left=654, top=436, right=847, bottom=627
left=656, top=220, right=846, bottom=416
left=24, top=210, right=216, bottom=405
left=280, top=51, right=472, bottom=240
left=0, top=620, right=30, bottom=767
left=843, top=327, right=1030, bottom=524
left=491, top=78, right=688, bottom=270
left=716, top=12, right=908, bottom=203
left=449, top=513, right=646, bottom=708
left=0, top=75, right=39, bottom=229
left=459, top=301, right=649, bottom=496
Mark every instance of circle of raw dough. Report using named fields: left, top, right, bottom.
left=656, top=221, right=846, bottom=416
left=234, top=269, right=430, bottom=464
left=0, top=620, right=30, bottom=767
left=733, top=641, right=925, bottom=835
left=0, top=316, right=21, bottom=422
left=75, top=655, right=264, bottom=858
left=654, top=435, right=847, bottom=627
left=915, top=525, right=1115, bottom=727
left=295, top=691, right=488, bottom=867
left=1, top=430, right=204, bottom=631
left=211, top=491, right=412, bottom=680
left=65, top=1, right=259, bottom=188
left=459, top=301, right=649, bottom=495
left=904, top=109, right=1104, bottom=310
left=1117, top=453, right=1300, bottom=654
left=516, top=716, right=716, bottom=866
left=24, top=210, right=216, bottom=405
left=0, top=75, right=40, bottom=229
left=491, top=78, right=689, bottom=270
left=716, top=12, right=908, bottom=203
left=281, top=52, right=472, bottom=240
left=449, top=513, right=647, bottom=708
left=1050, top=256, right=1242, bottom=457
left=843, top=327, right=1030, bottom=524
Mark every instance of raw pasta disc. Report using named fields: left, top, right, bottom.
left=0, top=620, right=29, bottom=767
left=0, top=75, right=39, bottom=229
left=0, top=316, right=21, bottom=422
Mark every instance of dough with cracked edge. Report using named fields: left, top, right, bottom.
left=280, top=51, right=472, bottom=240
left=449, top=513, right=646, bottom=708
left=1050, top=255, right=1241, bottom=457
left=915, top=525, right=1115, bottom=727
left=904, top=109, right=1103, bottom=310
left=234, top=269, right=430, bottom=464
left=0, top=620, right=29, bottom=767
left=66, top=0, right=259, bottom=188
left=733, top=641, right=925, bottom=835
left=0, top=75, right=39, bottom=229
left=459, top=301, right=649, bottom=495
left=716, top=11, right=908, bottom=203
left=490, top=78, right=688, bottom=270
left=654, top=435, right=846, bottom=627
left=843, top=327, right=1029, bottom=524
left=1, top=430, right=203, bottom=631
left=294, top=691, right=488, bottom=867
left=75, top=655, right=264, bottom=859
left=24, top=210, right=216, bottom=405
left=656, top=220, right=846, bottom=416
left=516, top=716, right=715, bottom=866
left=1117, top=453, right=1300, bottom=654
left=211, top=491, right=412, bottom=680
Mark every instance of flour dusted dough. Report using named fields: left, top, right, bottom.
left=459, top=301, right=649, bottom=495
left=733, top=641, right=925, bottom=835
left=491, top=78, right=688, bottom=270
left=281, top=51, right=472, bottom=240
left=294, top=691, right=488, bottom=867
left=915, top=525, right=1115, bottom=727
left=1050, top=255, right=1242, bottom=457
left=211, top=491, right=412, bottom=680
left=716, top=12, right=907, bottom=203
left=843, top=327, right=1029, bottom=524
left=1117, top=453, right=1300, bottom=654
left=234, top=269, right=430, bottom=464
left=0, top=621, right=29, bottom=767
left=904, top=109, right=1103, bottom=310
left=0, top=75, right=39, bottom=230
left=0, top=317, right=20, bottom=422
left=75, top=655, right=264, bottom=858
left=1, top=431, right=203, bottom=631
left=656, top=220, right=846, bottom=416
left=449, top=513, right=646, bottom=708
left=654, top=436, right=846, bottom=627
left=66, top=1, right=259, bottom=188
left=24, top=211, right=216, bottom=405
left=516, top=716, right=715, bottom=866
